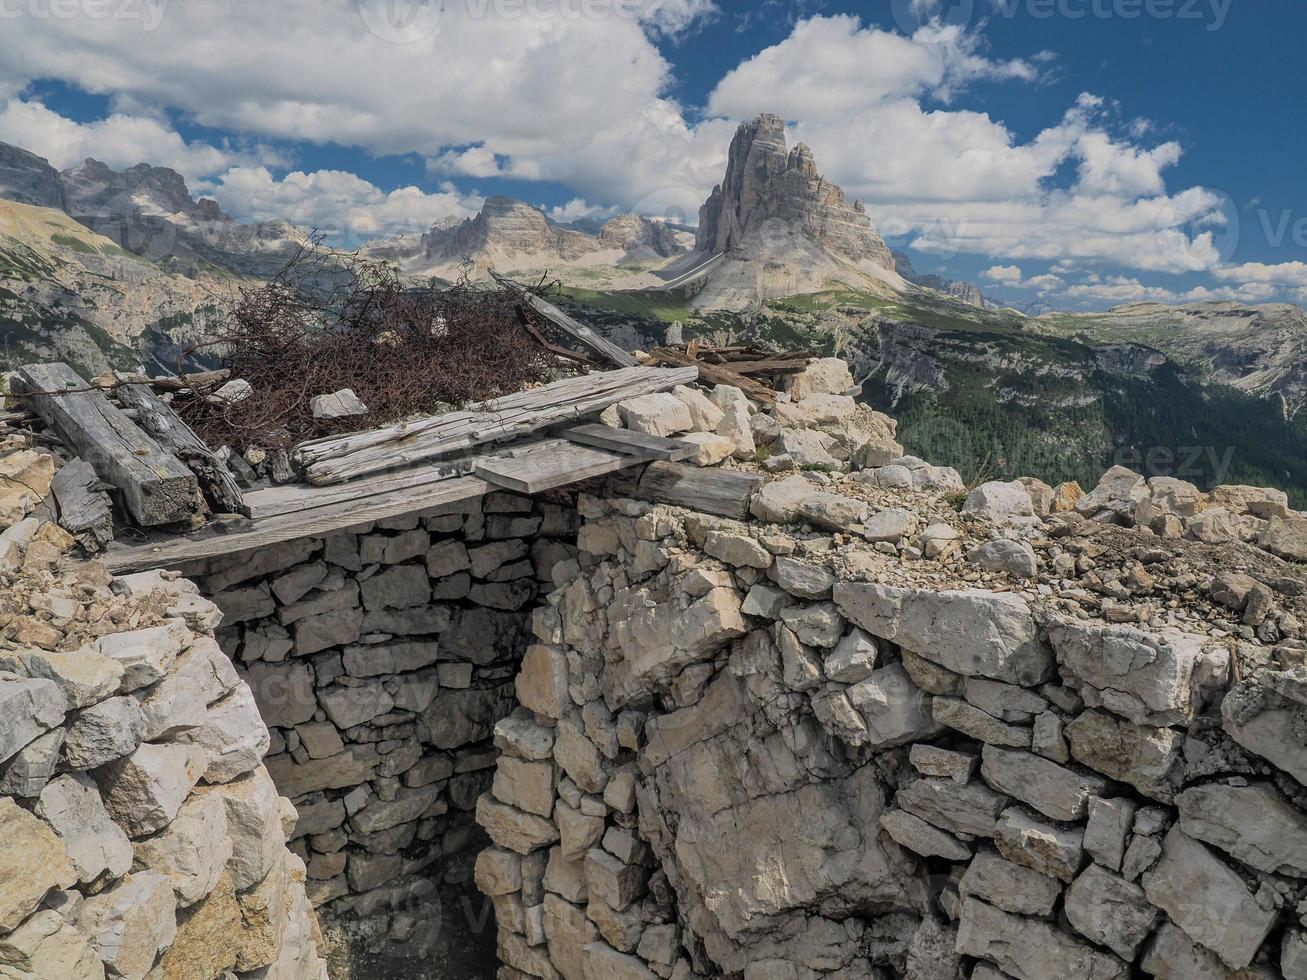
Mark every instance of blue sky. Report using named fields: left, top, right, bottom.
left=1, top=0, right=1304, bottom=309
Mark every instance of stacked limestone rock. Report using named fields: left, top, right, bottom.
left=614, top=358, right=905, bottom=472
left=0, top=514, right=326, bottom=979
left=1022, top=463, right=1307, bottom=564
left=178, top=493, right=580, bottom=954
left=473, top=358, right=1307, bottom=980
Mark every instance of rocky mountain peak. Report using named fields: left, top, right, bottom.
left=696, top=114, right=894, bottom=272
left=425, top=195, right=602, bottom=265
left=597, top=213, right=682, bottom=257
left=62, top=156, right=208, bottom=220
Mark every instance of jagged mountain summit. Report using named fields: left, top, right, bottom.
left=361, top=114, right=987, bottom=314
left=697, top=112, right=895, bottom=267
left=663, top=113, right=908, bottom=310
left=0, top=141, right=67, bottom=210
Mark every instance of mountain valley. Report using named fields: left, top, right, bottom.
left=1, top=117, right=1305, bottom=504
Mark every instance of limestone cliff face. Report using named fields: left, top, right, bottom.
left=0, top=141, right=303, bottom=278
left=58, top=155, right=303, bottom=277
left=0, top=141, right=67, bottom=210
left=696, top=113, right=895, bottom=272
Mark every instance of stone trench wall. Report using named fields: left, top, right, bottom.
left=176, top=491, right=580, bottom=965
left=472, top=490, right=1307, bottom=980
left=0, top=521, right=326, bottom=980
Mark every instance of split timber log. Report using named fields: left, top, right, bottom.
left=13, top=362, right=200, bottom=527
left=50, top=459, right=114, bottom=552
left=489, top=270, right=637, bottom=367
left=114, top=382, right=249, bottom=517
left=293, top=366, right=699, bottom=486
left=561, top=423, right=695, bottom=462
left=473, top=442, right=639, bottom=494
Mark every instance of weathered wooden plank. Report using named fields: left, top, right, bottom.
left=104, top=475, right=496, bottom=574
left=248, top=439, right=574, bottom=520
left=50, top=458, right=114, bottom=552
left=490, top=270, right=637, bottom=367
left=293, top=366, right=698, bottom=485
left=562, top=423, right=696, bottom=462
left=473, top=443, right=639, bottom=494
left=13, top=362, right=200, bottom=527
left=646, top=348, right=778, bottom=405
left=631, top=460, right=765, bottom=519
left=114, top=382, right=248, bottom=517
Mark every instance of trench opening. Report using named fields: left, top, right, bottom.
left=177, top=490, right=579, bottom=979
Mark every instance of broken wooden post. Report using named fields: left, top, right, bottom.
left=13, top=362, right=200, bottom=527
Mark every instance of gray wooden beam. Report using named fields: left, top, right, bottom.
left=561, top=423, right=696, bottom=462
left=631, top=460, right=764, bottom=519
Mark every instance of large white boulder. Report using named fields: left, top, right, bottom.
left=833, top=584, right=1053, bottom=686
left=1141, top=828, right=1278, bottom=971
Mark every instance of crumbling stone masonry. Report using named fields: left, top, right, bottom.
left=472, top=489, right=1307, bottom=980
left=176, top=492, right=579, bottom=966
left=5, top=356, right=1307, bottom=979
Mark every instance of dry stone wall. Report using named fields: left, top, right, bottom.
left=474, top=483, right=1307, bottom=980
left=0, top=520, right=326, bottom=980
left=177, top=491, right=580, bottom=963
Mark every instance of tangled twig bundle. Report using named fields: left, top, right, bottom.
left=175, top=242, right=554, bottom=451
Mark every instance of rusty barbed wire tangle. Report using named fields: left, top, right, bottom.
left=174, top=238, right=557, bottom=452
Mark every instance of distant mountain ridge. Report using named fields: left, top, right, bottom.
left=1037, top=301, right=1307, bottom=417
left=0, top=141, right=303, bottom=277
left=0, top=141, right=289, bottom=376
left=363, top=195, right=690, bottom=279
left=892, top=251, right=985, bottom=308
